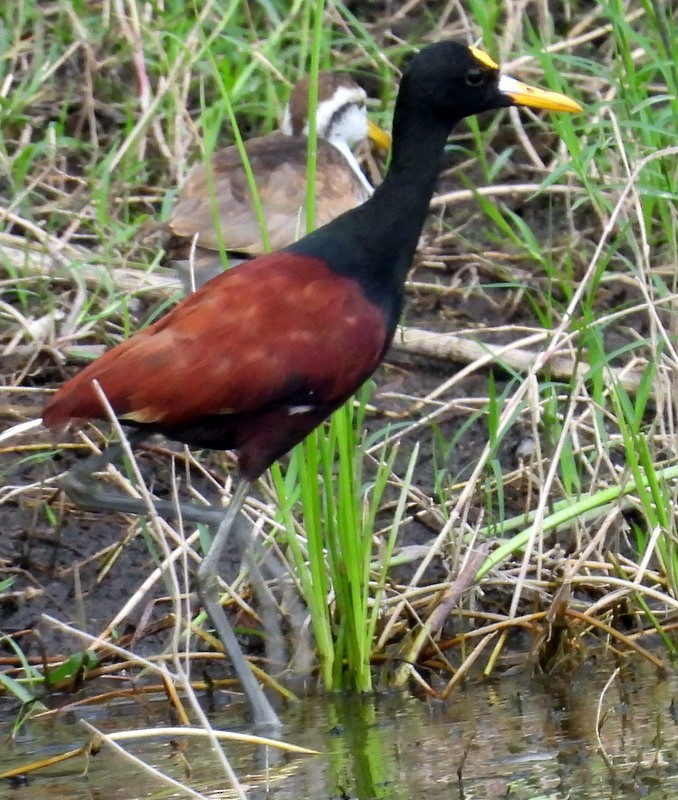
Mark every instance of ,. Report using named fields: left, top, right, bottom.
left=42, top=41, right=582, bottom=730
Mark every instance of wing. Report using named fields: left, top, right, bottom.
left=43, top=253, right=388, bottom=430
left=166, top=136, right=368, bottom=257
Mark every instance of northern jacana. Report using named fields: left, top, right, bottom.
left=165, top=72, right=391, bottom=292
left=43, top=42, right=581, bottom=729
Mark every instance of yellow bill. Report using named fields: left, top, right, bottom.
left=367, top=118, right=392, bottom=150
left=498, top=73, right=583, bottom=113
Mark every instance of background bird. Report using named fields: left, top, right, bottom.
left=165, top=71, right=391, bottom=292
left=43, top=41, right=581, bottom=728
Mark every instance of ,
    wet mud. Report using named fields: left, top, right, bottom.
left=0, top=349, right=517, bottom=651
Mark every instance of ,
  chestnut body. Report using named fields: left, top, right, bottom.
left=44, top=254, right=387, bottom=478
left=43, top=41, right=581, bottom=729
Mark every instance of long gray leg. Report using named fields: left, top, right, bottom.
left=196, top=477, right=280, bottom=729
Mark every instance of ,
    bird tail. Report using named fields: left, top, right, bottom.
left=42, top=377, right=106, bottom=429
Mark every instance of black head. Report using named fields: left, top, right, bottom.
left=399, top=41, right=581, bottom=126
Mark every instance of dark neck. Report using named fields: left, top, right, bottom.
left=290, top=83, right=460, bottom=321
left=356, top=107, right=453, bottom=282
